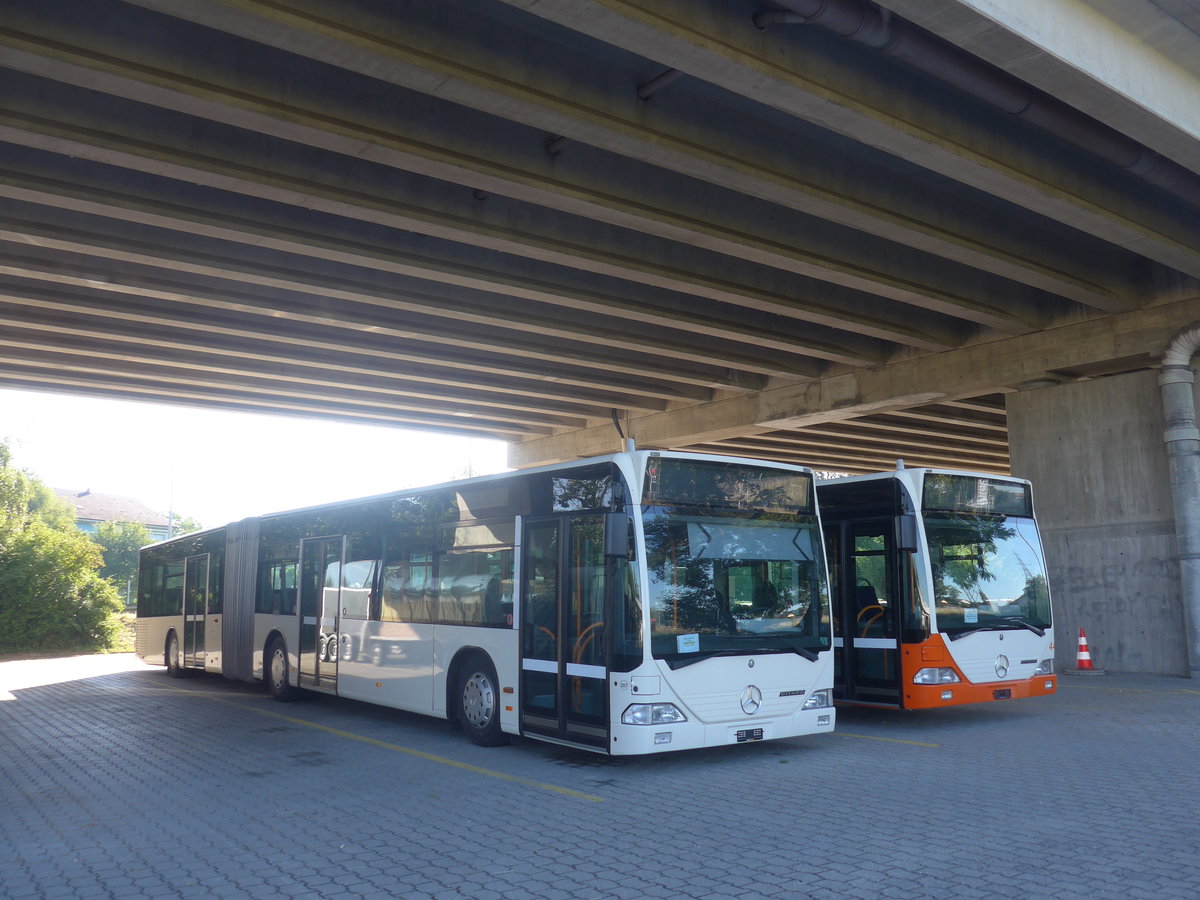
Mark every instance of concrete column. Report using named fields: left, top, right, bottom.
left=1007, top=370, right=1190, bottom=675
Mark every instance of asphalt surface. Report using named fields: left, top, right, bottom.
left=1, top=654, right=1197, bottom=899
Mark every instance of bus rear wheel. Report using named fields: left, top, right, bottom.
left=267, top=638, right=299, bottom=702
left=165, top=632, right=183, bottom=678
left=458, top=653, right=507, bottom=747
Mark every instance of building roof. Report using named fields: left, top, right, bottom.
left=53, top=489, right=171, bottom=528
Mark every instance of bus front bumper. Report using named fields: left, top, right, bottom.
left=609, top=707, right=836, bottom=755
left=903, top=674, right=1057, bottom=709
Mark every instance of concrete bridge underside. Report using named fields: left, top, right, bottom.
left=2, top=0, right=1200, bottom=673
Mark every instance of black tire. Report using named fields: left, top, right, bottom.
left=266, top=638, right=299, bottom=702
left=165, top=631, right=183, bottom=678
left=457, top=653, right=508, bottom=747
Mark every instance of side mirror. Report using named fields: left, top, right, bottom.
left=604, top=512, right=630, bottom=558
left=897, top=514, right=919, bottom=553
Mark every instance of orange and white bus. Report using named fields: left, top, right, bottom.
left=817, top=466, right=1056, bottom=709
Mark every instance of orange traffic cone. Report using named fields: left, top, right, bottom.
left=1065, top=627, right=1107, bottom=675
left=1073, top=628, right=1095, bottom=670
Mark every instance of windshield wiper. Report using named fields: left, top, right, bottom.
left=776, top=639, right=820, bottom=662
left=662, top=649, right=746, bottom=670
left=991, top=616, right=1046, bottom=636
left=662, top=642, right=819, bottom=669
left=945, top=616, right=1046, bottom=641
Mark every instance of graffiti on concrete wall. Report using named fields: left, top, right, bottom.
left=1046, top=533, right=1188, bottom=675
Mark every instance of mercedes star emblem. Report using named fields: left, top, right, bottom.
left=740, top=684, right=763, bottom=715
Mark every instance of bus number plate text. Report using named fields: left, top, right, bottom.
left=993, top=689, right=1012, bottom=700
left=736, top=728, right=764, bottom=743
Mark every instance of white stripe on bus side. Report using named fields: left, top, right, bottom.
left=565, top=663, right=606, bottom=679
left=852, top=638, right=899, bottom=649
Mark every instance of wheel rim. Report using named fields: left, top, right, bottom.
left=462, top=671, right=495, bottom=729
left=270, top=647, right=286, bottom=690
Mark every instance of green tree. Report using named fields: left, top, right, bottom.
left=170, top=514, right=202, bottom=536
left=0, top=442, right=123, bottom=654
left=93, top=520, right=152, bottom=606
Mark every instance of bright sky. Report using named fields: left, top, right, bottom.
left=1, top=388, right=510, bottom=529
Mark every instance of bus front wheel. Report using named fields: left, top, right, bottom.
left=165, top=632, right=183, bottom=678
left=267, top=639, right=299, bottom=702
left=458, top=653, right=507, bottom=747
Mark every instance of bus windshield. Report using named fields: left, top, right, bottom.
left=923, top=511, right=1052, bottom=635
left=642, top=506, right=830, bottom=667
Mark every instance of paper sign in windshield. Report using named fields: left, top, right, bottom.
left=964, top=608, right=979, bottom=624
left=677, top=633, right=700, bottom=654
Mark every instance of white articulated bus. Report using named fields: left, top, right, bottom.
left=817, top=466, right=1056, bottom=709
left=137, top=450, right=835, bottom=755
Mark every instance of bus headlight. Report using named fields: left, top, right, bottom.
left=1034, top=658, right=1054, bottom=675
left=914, top=667, right=961, bottom=685
left=801, top=690, right=832, bottom=710
left=621, top=703, right=687, bottom=725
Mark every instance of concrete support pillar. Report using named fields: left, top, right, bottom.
left=1007, top=371, right=1190, bottom=675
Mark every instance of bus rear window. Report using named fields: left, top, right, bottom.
left=923, top=474, right=1032, bottom=517
left=643, top=458, right=813, bottom=514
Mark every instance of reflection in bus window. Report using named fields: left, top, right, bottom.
left=380, top=550, right=433, bottom=623
left=437, top=548, right=513, bottom=627
left=643, top=509, right=830, bottom=661
left=924, top=512, right=1052, bottom=632
left=340, top=559, right=376, bottom=620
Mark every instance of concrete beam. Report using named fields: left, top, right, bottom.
left=881, top=0, right=1200, bottom=173
left=0, top=125, right=964, bottom=353
left=0, top=319, right=679, bottom=414
left=0, top=212, right=786, bottom=388
left=0, top=369, right=534, bottom=439
left=0, top=351, right=585, bottom=430
left=2, top=0, right=1144, bottom=313
left=509, top=294, right=1200, bottom=466
left=0, top=336, right=620, bottom=424
left=501, top=0, right=1200, bottom=280
left=0, top=288, right=719, bottom=407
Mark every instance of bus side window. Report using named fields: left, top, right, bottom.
left=341, top=559, right=375, bottom=620
left=163, top=562, right=184, bottom=616
left=379, top=564, right=406, bottom=622
left=438, top=548, right=513, bottom=628
left=280, top=563, right=297, bottom=615
left=380, top=545, right=435, bottom=624
left=257, top=561, right=298, bottom=615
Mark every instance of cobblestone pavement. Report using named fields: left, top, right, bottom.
left=2, top=654, right=1198, bottom=899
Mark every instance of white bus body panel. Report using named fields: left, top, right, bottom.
left=609, top=652, right=835, bottom=756
left=136, top=615, right=177, bottom=667
left=942, top=629, right=1052, bottom=683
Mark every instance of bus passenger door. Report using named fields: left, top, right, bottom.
left=183, top=554, right=209, bottom=669
left=833, top=521, right=900, bottom=705
left=299, top=536, right=343, bottom=693
left=520, top=515, right=609, bottom=750
left=204, top=556, right=222, bottom=673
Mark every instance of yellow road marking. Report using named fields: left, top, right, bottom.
left=163, top=686, right=603, bottom=802
left=832, top=731, right=940, bottom=748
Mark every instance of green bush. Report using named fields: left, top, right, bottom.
left=0, top=442, right=124, bottom=654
